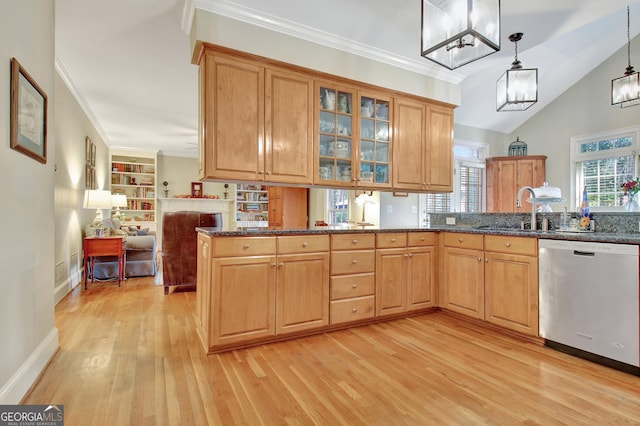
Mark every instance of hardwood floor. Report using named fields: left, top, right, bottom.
left=25, top=277, right=640, bottom=425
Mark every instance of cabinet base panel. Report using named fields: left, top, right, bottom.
left=204, top=307, right=439, bottom=354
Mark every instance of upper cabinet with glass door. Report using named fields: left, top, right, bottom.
left=359, top=92, right=391, bottom=188
left=317, top=83, right=355, bottom=186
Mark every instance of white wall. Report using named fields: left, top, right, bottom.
left=0, top=0, right=58, bottom=403
left=54, top=73, right=111, bottom=303
left=508, top=34, right=640, bottom=211
left=379, top=192, right=421, bottom=228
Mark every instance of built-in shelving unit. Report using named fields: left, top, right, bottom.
left=110, top=149, right=157, bottom=230
left=236, top=184, right=269, bottom=229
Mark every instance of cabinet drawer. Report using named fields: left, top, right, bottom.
left=442, top=232, right=483, bottom=250
left=331, top=233, right=375, bottom=250
left=330, top=296, right=375, bottom=325
left=484, top=235, right=537, bottom=256
left=376, top=233, right=407, bottom=248
left=331, top=273, right=375, bottom=300
left=212, top=237, right=276, bottom=257
left=277, top=235, right=329, bottom=254
left=330, top=250, right=375, bottom=275
left=408, top=232, right=436, bottom=247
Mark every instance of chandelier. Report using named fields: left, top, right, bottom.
left=496, top=32, right=538, bottom=112
left=421, top=0, right=501, bottom=70
left=611, top=5, right=640, bottom=108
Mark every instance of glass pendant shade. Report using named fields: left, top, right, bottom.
left=497, top=32, right=538, bottom=112
left=611, top=6, right=640, bottom=108
left=496, top=67, right=538, bottom=111
left=421, top=0, right=501, bottom=70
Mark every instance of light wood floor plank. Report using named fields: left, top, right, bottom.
left=23, top=277, right=640, bottom=425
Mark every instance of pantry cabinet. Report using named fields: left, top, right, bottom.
left=486, top=155, right=547, bottom=212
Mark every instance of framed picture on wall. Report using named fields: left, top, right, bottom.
left=10, top=57, right=48, bottom=164
left=191, top=182, right=203, bottom=198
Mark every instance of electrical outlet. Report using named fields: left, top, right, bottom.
left=446, top=217, right=456, bottom=225
left=386, top=205, right=392, bottom=214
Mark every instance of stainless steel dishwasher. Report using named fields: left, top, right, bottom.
left=539, top=239, right=639, bottom=368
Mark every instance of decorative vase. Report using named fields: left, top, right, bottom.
left=625, top=193, right=640, bottom=212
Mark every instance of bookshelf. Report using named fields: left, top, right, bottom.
left=110, top=149, right=157, bottom=230
left=236, top=184, right=269, bottom=229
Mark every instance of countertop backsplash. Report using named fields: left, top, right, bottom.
left=428, top=212, right=640, bottom=234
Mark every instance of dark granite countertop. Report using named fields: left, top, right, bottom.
left=196, top=225, right=640, bottom=245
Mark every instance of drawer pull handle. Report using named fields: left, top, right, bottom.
left=243, top=244, right=250, bottom=249
left=404, top=254, right=409, bottom=258
left=352, top=259, right=358, bottom=264
left=352, top=239, right=358, bottom=244
left=505, top=242, right=511, bottom=247
left=420, top=237, right=426, bottom=241
left=458, top=238, right=463, bottom=243
left=352, top=308, right=358, bottom=313
left=303, top=242, right=308, bottom=248
left=391, top=238, right=397, bottom=242
left=351, top=284, right=358, bottom=289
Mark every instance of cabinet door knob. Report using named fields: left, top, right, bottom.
left=279, top=262, right=284, bottom=268
left=271, top=263, right=276, bottom=267
left=408, top=253, right=413, bottom=257
left=351, top=284, right=358, bottom=289
left=352, top=308, right=358, bottom=313
left=404, top=254, right=409, bottom=258
left=352, top=239, right=358, bottom=244
left=352, top=259, right=358, bottom=264
left=266, top=171, right=272, bottom=175
left=243, top=244, right=250, bottom=249
left=477, top=257, right=482, bottom=262
left=258, top=170, right=264, bottom=174
left=485, top=259, right=489, bottom=263
left=303, top=242, right=308, bottom=248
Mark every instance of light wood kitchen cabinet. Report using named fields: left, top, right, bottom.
left=195, top=233, right=212, bottom=341
left=376, top=232, right=437, bottom=317
left=198, top=50, right=313, bottom=184
left=486, top=155, right=547, bottom=212
left=441, top=233, right=485, bottom=319
left=268, top=186, right=308, bottom=229
left=275, top=236, right=329, bottom=335
left=441, top=233, right=539, bottom=337
left=484, top=235, right=539, bottom=336
left=330, top=233, right=375, bottom=324
left=393, top=96, right=453, bottom=192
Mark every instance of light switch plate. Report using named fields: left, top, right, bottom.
left=446, top=217, right=456, bottom=225
left=386, top=205, right=392, bottom=213
left=411, top=205, right=417, bottom=214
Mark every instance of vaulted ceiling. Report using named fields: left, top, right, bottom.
left=55, top=0, right=640, bottom=157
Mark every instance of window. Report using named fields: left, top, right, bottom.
left=327, top=189, right=349, bottom=224
left=571, top=127, right=640, bottom=210
left=419, top=140, right=487, bottom=219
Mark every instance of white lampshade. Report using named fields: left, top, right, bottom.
left=83, top=189, right=112, bottom=225
left=111, top=193, right=128, bottom=220
left=421, top=0, right=501, bottom=70
left=354, top=192, right=375, bottom=225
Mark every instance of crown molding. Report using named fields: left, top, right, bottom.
left=182, top=0, right=464, bottom=84
left=55, top=55, right=111, bottom=147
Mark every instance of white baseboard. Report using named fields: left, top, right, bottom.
left=0, top=327, right=59, bottom=404
left=54, top=271, right=82, bottom=304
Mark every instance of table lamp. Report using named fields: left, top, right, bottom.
left=83, top=189, right=112, bottom=225
left=111, top=193, right=128, bottom=220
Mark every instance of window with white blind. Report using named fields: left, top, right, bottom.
left=571, top=127, right=640, bottom=210
left=327, top=189, right=349, bottom=224
left=420, top=141, right=487, bottom=217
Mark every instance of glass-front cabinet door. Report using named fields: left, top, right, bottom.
left=358, top=92, right=391, bottom=187
left=317, top=83, right=355, bottom=186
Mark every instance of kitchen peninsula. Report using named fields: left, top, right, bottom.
left=195, top=219, right=640, bottom=355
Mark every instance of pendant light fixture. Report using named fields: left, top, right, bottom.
left=421, top=0, right=501, bottom=70
left=611, top=6, right=640, bottom=108
left=496, top=32, right=538, bottom=112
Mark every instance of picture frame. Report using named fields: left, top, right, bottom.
left=91, top=141, right=96, bottom=167
left=10, top=57, right=48, bottom=164
left=191, top=182, right=203, bottom=198
left=85, top=136, right=92, bottom=164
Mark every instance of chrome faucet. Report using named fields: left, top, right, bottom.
left=516, top=186, right=537, bottom=231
